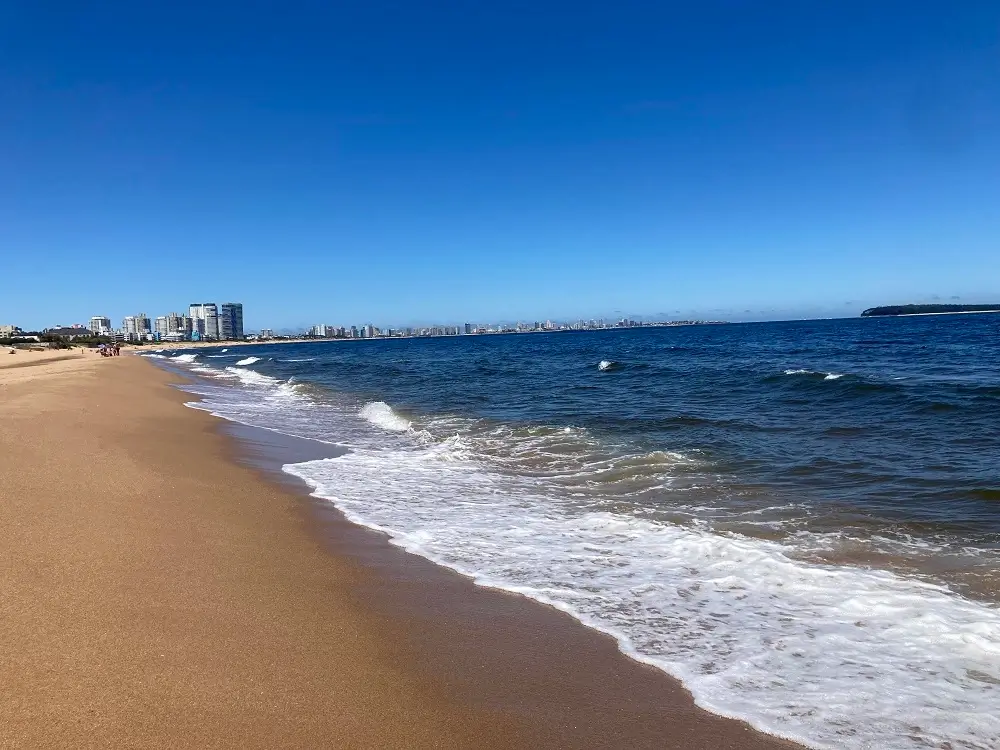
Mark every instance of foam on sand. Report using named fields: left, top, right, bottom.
left=286, top=445, right=1000, bottom=750
left=154, top=359, right=1000, bottom=750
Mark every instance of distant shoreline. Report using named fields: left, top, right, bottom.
left=863, top=310, right=1000, bottom=318
left=861, top=304, right=1000, bottom=318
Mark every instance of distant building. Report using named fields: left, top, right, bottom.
left=219, top=302, right=244, bottom=340
left=122, top=314, right=151, bottom=341
left=189, top=303, right=219, bottom=340
left=154, top=316, right=170, bottom=337
left=89, top=316, right=112, bottom=335
left=158, top=312, right=190, bottom=339
left=365, top=324, right=376, bottom=338
left=43, top=326, right=95, bottom=340
left=259, top=328, right=274, bottom=340
left=0, top=324, right=23, bottom=338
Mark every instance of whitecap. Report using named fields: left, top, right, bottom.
left=359, top=401, right=412, bottom=432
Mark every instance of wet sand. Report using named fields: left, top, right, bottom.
left=0, top=356, right=803, bottom=749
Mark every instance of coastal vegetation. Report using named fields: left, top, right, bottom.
left=860, top=304, right=1000, bottom=317
left=1, top=334, right=116, bottom=349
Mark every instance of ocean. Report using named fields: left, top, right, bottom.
left=149, top=314, right=1000, bottom=750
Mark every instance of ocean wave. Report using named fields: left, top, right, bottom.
left=224, top=366, right=283, bottom=387
left=598, top=360, right=618, bottom=372
left=285, top=446, right=1000, bottom=750
left=142, top=353, right=168, bottom=359
left=172, top=353, right=198, bottom=363
left=233, top=356, right=262, bottom=366
left=359, top=401, right=412, bottom=432
left=782, top=368, right=844, bottom=380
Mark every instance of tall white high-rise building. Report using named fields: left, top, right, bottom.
left=189, top=303, right=219, bottom=340
left=161, top=312, right=185, bottom=335
left=89, top=316, right=111, bottom=335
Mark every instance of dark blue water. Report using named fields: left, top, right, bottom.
left=159, top=314, right=1000, bottom=750
left=258, top=316, right=999, bottom=532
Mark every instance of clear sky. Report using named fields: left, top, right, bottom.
left=2, top=1, right=999, bottom=331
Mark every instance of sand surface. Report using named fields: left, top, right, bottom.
left=0, top=356, right=802, bottom=749
left=0, top=347, right=99, bottom=385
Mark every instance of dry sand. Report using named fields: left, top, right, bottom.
left=0, top=356, right=802, bottom=749
left=0, top=347, right=99, bottom=386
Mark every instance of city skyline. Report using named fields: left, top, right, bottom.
left=76, top=302, right=246, bottom=342
left=10, top=283, right=1000, bottom=336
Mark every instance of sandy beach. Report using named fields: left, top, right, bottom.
left=0, top=355, right=802, bottom=749
left=0, top=347, right=97, bottom=386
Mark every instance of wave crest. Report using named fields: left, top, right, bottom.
left=359, top=401, right=412, bottom=432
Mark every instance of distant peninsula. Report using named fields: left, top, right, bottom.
left=861, top=304, right=1000, bottom=317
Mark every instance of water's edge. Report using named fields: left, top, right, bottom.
left=161, top=361, right=806, bottom=750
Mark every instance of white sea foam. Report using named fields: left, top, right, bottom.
left=224, top=366, right=282, bottom=387
left=142, top=353, right=168, bottom=359
left=359, top=401, right=412, bottom=432
left=286, top=447, right=1000, bottom=750
left=282, top=358, right=316, bottom=362
left=162, top=366, right=1000, bottom=750
left=598, top=360, right=615, bottom=371
left=172, top=353, right=198, bottom=363
left=784, top=369, right=844, bottom=380
left=233, top=356, right=262, bottom=366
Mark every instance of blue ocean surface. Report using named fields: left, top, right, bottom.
left=151, top=315, right=1000, bottom=750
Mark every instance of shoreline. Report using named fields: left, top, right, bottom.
left=174, top=361, right=807, bottom=748
left=1, top=355, right=803, bottom=748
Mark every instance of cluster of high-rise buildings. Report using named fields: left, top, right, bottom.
left=304, top=318, right=660, bottom=340
left=89, top=302, right=244, bottom=343
left=308, top=323, right=471, bottom=339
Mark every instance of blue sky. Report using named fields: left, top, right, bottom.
left=2, top=1, right=998, bottom=331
